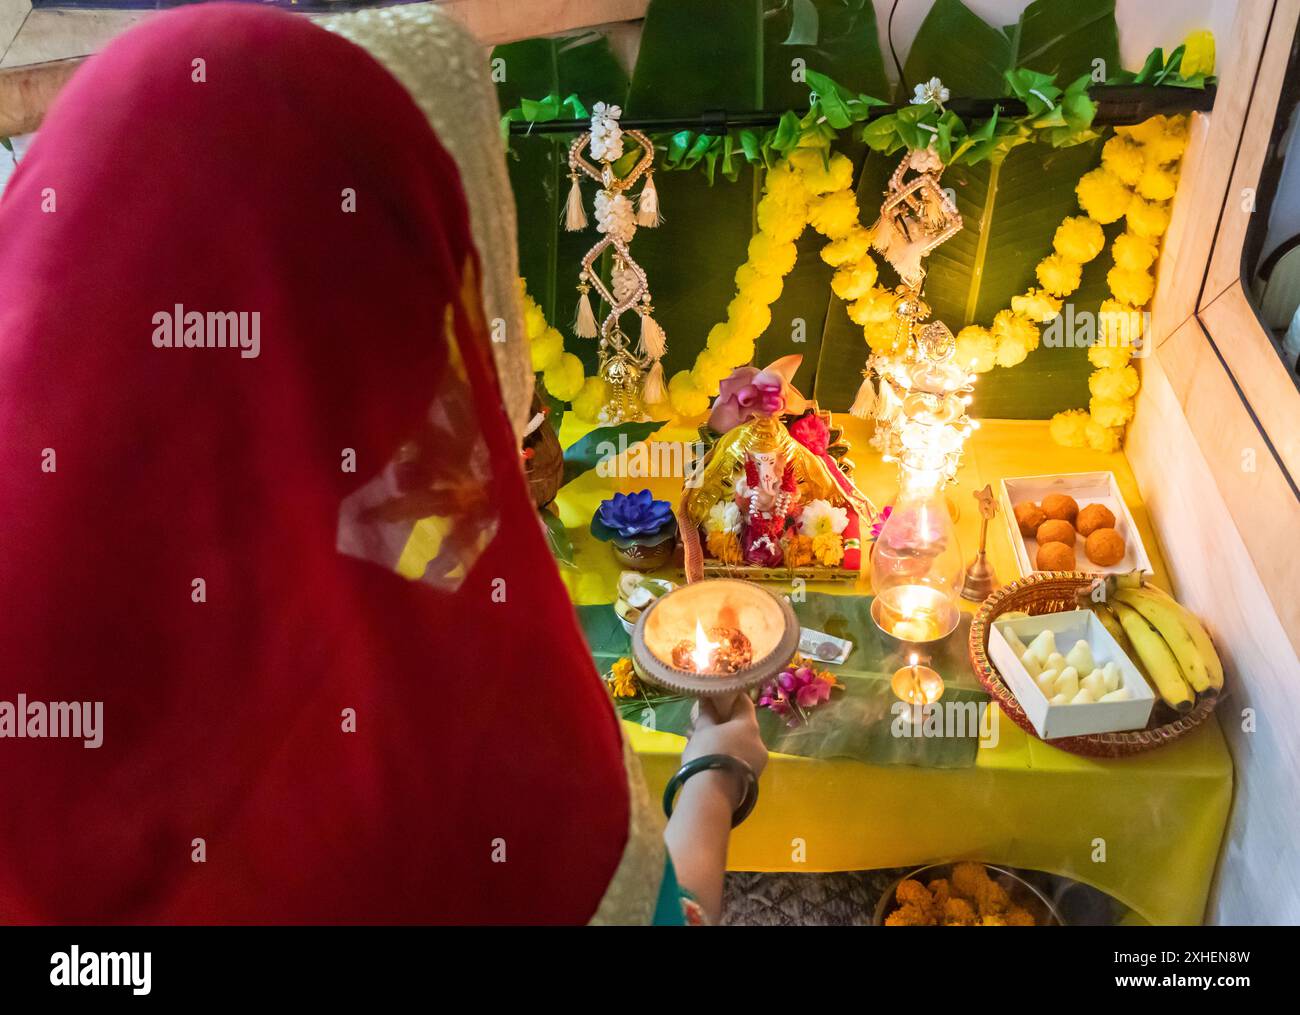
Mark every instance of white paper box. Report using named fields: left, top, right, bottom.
left=998, top=471, right=1153, bottom=579
left=988, top=610, right=1155, bottom=739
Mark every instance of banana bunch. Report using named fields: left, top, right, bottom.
left=1079, top=570, right=1224, bottom=714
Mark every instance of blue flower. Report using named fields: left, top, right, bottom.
left=593, top=489, right=675, bottom=541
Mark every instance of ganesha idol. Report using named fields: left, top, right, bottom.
left=678, top=356, right=877, bottom=581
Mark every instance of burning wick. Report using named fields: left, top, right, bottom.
left=890, top=652, right=944, bottom=705
left=691, top=620, right=718, bottom=673
left=671, top=621, right=754, bottom=675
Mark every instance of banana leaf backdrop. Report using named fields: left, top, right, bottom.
left=494, top=0, right=1124, bottom=418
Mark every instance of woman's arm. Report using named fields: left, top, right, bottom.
left=663, top=695, right=768, bottom=924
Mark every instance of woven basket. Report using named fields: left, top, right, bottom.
left=968, top=571, right=1219, bottom=757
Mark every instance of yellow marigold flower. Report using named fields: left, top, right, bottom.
left=955, top=324, right=997, bottom=373
left=864, top=318, right=904, bottom=353
left=1137, top=163, right=1178, bottom=202
left=1126, top=196, right=1171, bottom=238
left=544, top=352, right=585, bottom=401
left=571, top=376, right=610, bottom=421
left=848, top=286, right=896, bottom=325
left=786, top=534, right=815, bottom=567
left=1089, top=364, right=1140, bottom=401
left=1112, top=231, right=1158, bottom=271
left=831, top=258, right=879, bottom=301
left=1011, top=288, right=1062, bottom=322
left=692, top=348, right=733, bottom=392
left=820, top=225, right=872, bottom=267
left=727, top=293, right=772, bottom=343
left=789, top=149, right=854, bottom=194
left=1101, top=134, right=1145, bottom=187
left=1181, top=30, right=1216, bottom=77
left=1118, top=115, right=1167, bottom=147
left=1097, top=298, right=1145, bottom=348
left=1148, top=117, right=1189, bottom=164
left=994, top=335, right=1029, bottom=368
left=993, top=309, right=1040, bottom=352
left=706, top=529, right=745, bottom=565
left=1090, top=396, right=1135, bottom=428
left=748, top=232, right=799, bottom=276
left=738, top=270, right=784, bottom=307
left=530, top=326, right=564, bottom=372
left=1036, top=252, right=1083, bottom=297
left=719, top=334, right=756, bottom=368
left=1085, top=419, right=1124, bottom=453
left=523, top=300, right=548, bottom=341
left=808, top=189, right=861, bottom=239
left=1107, top=265, right=1155, bottom=307
left=706, top=321, right=732, bottom=350
left=1076, top=167, right=1132, bottom=224
left=608, top=657, right=639, bottom=698
left=1089, top=341, right=1132, bottom=369
left=1054, top=215, right=1106, bottom=263
left=756, top=192, right=808, bottom=244
left=668, top=370, right=710, bottom=417
left=764, top=160, right=809, bottom=203
left=1049, top=409, right=1090, bottom=448
left=811, top=531, right=845, bottom=566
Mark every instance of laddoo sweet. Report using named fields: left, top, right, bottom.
left=1085, top=527, right=1126, bottom=566
left=1036, top=540, right=1077, bottom=571
left=1076, top=502, right=1116, bottom=536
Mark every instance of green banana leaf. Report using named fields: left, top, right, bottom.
left=491, top=34, right=629, bottom=376
left=560, top=420, right=667, bottom=488
left=621, top=0, right=888, bottom=393
left=815, top=0, right=1120, bottom=416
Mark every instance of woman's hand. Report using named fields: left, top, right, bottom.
left=664, top=695, right=769, bottom=923
left=682, top=694, right=767, bottom=780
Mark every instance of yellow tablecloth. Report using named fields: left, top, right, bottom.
left=556, top=414, right=1233, bottom=926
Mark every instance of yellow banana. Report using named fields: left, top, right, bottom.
left=1111, top=601, right=1195, bottom=712
left=1115, top=588, right=1223, bottom=694
left=1090, top=602, right=1136, bottom=659
left=1135, top=584, right=1225, bottom=692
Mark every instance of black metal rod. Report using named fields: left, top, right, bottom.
left=508, top=83, right=1215, bottom=136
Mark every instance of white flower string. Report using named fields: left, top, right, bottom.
left=564, top=100, right=666, bottom=422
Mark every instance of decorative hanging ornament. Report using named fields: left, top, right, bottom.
left=564, top=101, right=665, bottom=422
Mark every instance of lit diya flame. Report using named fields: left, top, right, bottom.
left=691, top=620, right=717, bottom=672
left=890, top=651, right=945, bottom=705
left=671, top=621, right=754, bottom=675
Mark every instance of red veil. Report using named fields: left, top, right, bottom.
left=0, top=4, right=631, bottom=923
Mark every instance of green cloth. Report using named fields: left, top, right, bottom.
left=579, top=592, right=989, bottom=768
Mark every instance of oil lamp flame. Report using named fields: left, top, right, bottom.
left=691, top=620, right=719, bottom=673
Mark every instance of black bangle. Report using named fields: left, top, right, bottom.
left=662, top=754, right=759, bottom=828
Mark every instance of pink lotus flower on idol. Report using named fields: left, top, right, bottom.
left=709, top=367, right=785, bottom=432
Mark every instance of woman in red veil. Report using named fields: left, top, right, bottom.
left=0, top=4, right=762, bottom=924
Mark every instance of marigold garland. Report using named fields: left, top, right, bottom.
left=521, top=111, right=1190, bottom=445
left=519, top=280, right=610, bottom=422
left=949, top=112, right=1189, bottom=453
left=668, top=146, right=890, bottom=416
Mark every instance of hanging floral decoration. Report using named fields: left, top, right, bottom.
left=563, top=101, right=667, bottom=424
